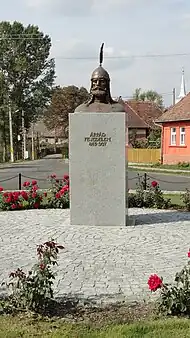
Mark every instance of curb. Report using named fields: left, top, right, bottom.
left=129, top=190, right=183, bottom=194
left=129, top=166, right=190, bottom=174
left=1, top=189, right=183, bottom=194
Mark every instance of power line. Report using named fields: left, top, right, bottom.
left=54, top=53, right=190, bottom=60
left=1, top=36, right=190, bottom=59
left=120, top=92, right=173, bottom=98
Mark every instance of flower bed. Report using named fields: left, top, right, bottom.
left=0, top=174, right=69, bottom=211
left=0, top=173, right=189, bottom=211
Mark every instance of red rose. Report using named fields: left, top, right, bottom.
left=148, top=274, right=163, bottom=292
left=0, top=187, right=3, bottom=192
left=20, top=191, right=28, bottom=200
left=55, top=192, right=60, bottom=199
left=11, top=204, right=17, bottom=210
left=32, top=192, right=37, bottom=199
left=151, top=181, right=158, bottom=188
left=63, top=174, right=69, bottom=181
left=33, top=202, right=40, bottom=209
left=23, top=181, right=30, bottom=187
left=50, top=174, right=56, bottom=179
left=3, top=192, right=8, bottom=197
left=13, top=192, right=20, bottom=201
left=39, top=263, right=46, bottom=270
left=188, top=251, right=190, bottom=258
left=32, top=180, right=37, bottom=186
left=5, top=197, right=12, bottom=204
left=44, top=192, right=47, bottom=197
left=32, top=185, right=38, bottom=191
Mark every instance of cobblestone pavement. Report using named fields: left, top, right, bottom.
left=1, top=208, right=190, bottom=305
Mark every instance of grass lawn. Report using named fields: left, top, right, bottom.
left=0, top=316, right=190, bottom=337
left=164, top=193, right=184, bottom=206
left=151, top=163, right=190, bottom=170
left=128, top=167, right=190, bottom=176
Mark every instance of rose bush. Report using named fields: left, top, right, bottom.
left=22, top=180, right=45, bottom=209
left=0, top=180, right=46, bottom=211
left=148, top=249, right=190, bottom=316
left=47, top=174, right=69, bottom=209
left=128, top=175, right=171, bottom=209
left=1, top=240, right=64, bottom=314
left=0, top=191, right=25, bottom=211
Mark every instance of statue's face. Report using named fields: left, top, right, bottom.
left=91, top=77, right=108, bottom=98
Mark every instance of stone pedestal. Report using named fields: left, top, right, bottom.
left=69, top=112, right=127, bottom=226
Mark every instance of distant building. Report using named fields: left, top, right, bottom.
left=156, top=68, right=190, bottom=164
left=117, top=97, right=163, bottom=145
left=27, top=120, right=66, bottom=145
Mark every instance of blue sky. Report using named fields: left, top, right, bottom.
left=1, top=0, right=190, bottom=106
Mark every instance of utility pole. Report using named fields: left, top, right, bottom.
left=172, top=88, right=176, bottom=105
left=31, top=122, right=35, bottom=160
left=8, top=103, right=14, bottom=162
left=21, top=110, right=26, bottom=160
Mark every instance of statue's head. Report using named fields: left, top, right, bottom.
left=90, top=65, right=110, bottom=101
left=86, top=43, right=115, bottom=105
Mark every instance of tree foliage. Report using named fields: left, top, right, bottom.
left=44, top=86, right=89, bottom=138
left=0, top=21, right=55, bottom=160
left=133, top=88, right=163, bottom=109
left=129, top=128, right=161, bottom=149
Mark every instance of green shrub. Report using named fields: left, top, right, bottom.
left=1, top=240, right=64, bottom=314
left=148, top=250, right=190, bottom=316
left=181, top=189, right=190, bottom=211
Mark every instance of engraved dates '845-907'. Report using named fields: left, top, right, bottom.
left=84, top=132, right=112, bottom=147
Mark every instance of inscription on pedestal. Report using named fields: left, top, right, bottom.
left=84, top=132, right=112, bottom=147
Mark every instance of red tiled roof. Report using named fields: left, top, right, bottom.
left=124, top=102, right=149, bottom=128
left=156, top=92, right=190, bottom=123
left=127, top=99, right=163, bottom=128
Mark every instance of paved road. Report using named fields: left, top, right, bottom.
left=0, top=208, right=190, bottom=304
left=0, top=155, right=69, bottom=190
left=0, top=155, right=190, bottom=191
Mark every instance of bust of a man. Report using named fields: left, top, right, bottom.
left=75, top=44, right=125, bottom=113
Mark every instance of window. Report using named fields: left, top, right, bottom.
left=170, top=127, right=176, bottom=145
left=180, top=127, right=185, bottom=145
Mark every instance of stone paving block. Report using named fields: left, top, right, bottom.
left=1, top=208, right=190, bottom=305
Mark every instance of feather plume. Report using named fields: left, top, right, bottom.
left=99, top=43, right=104, bottom=66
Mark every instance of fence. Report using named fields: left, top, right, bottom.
left=127, top=148, right=161, bottom=164
left=0, top=172, right=189, bottom=192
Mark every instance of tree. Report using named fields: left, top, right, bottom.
left=133, top=88, right=163, bottom=109
left=147, top=128, right=161, bottom=148
left=0, top=21, right=55, bottom=160
left=44, top=86, right=89, bottom=138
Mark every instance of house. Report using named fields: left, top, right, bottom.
left=126, top=99, right=163, bottom=129
left=156, top=69, right=189, bottom=164
left=27, top=120, right=66, bottom=145
left=124, top=102, right=150, bottom=141
left=117, top=97, right=163, bottom=145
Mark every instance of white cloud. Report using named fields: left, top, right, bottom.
left=22, top=0, right=153, bottom=16
left=24, top=0, right=92, bottom=16
left=51, top=40, right=134, bottom=73
left=50, top=39, right=135, bottom=96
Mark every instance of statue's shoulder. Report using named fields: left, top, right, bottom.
left=74, top=103, right=88, bottom=113
left=112, top=102, right=126, bottom=112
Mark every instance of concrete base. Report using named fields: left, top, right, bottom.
left=69, top=112, right=126, bottom=226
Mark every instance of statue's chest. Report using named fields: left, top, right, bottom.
left=88, top=103, right=115, bottom=113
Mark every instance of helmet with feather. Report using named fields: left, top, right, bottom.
left=86, top=43, right=115, bottom=105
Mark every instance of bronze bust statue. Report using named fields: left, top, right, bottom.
left=75, top=43, right=125, bottom=113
